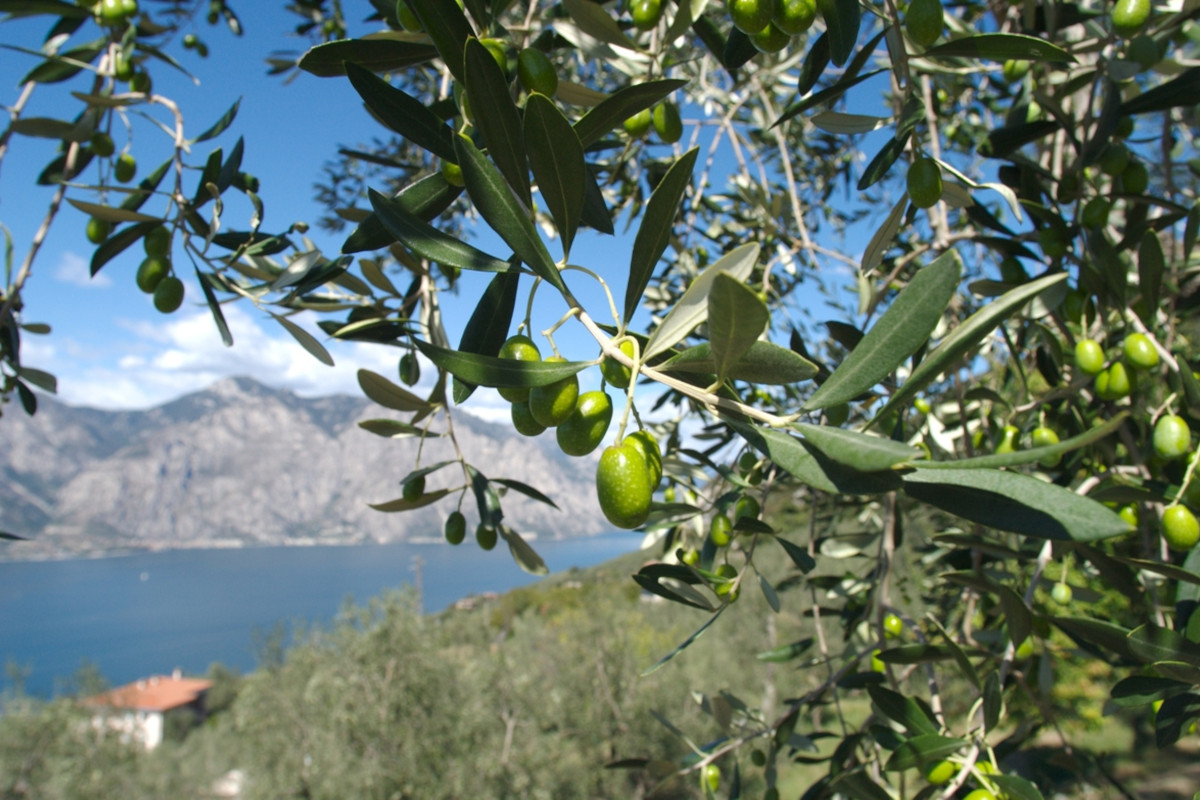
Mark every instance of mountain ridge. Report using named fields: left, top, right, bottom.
left=0, top=377, right=606, bottom=560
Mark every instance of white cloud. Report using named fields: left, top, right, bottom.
left=49, top=301, right=405, bottom=410
left=53, top=251, right=111, bottom=289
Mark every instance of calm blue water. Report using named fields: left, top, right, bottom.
left=0, top=534, right=645, bottom=697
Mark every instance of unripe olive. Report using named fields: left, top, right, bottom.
left=625, top=429, right=662, bottom=488
left=994, top=424, right=1019, bottom=454
left=136, top=256, right=169, bottom=294
left=1030, top=426, right=1061, bottom=467
left=556, top=391, right=613, bottom=457
left=751, top=22, right=791, bottom=53
left=528, top=356, right=579, bottom=427
left=497, top=335, right=541, bottom=403
left=623, top=108, right=652, bottom=139
left=444, top=511, right=466, bottom=545
left=1162, top=505, right=1200, bottom=551
left=907, top=157, right=943, bottom=209
left=1095, top=361, right=1133, bottom=400
left=1123, top=332, right=1159, bottom=370
left=652, top=102, right=682, bottom=144
left=710, top=513, right=733, bottom=547
left=510, top=401, right=547, bottom=437
left=1153, top=414, right=1191, bottom=460
left=905, top=0, right=944, bottom=48
left=774, top=0, right=816, bottom=34
left=1074, top=339, right=1106, bottom=375
left=114, top=153, right=137, bottom=183
left=402, top=475, right=425, bottom=501
left=630, top=0, right=664, bottom=31
left=517, top=47, right=557, bottom=95
left=728, top=0, right=775, bottom=34
left=1051, top=583, right=1073, bottom=604
left=85, top=217, right=111, bottom=245
left=596, top=442, right=652, bottom=529
left=476, top=524, right=498, bottom=550
left=1112, top=0, right=1151, bottom=37
left=152, top=275, right=184, bottom=313
left=601, top=339, right=635, bottom=389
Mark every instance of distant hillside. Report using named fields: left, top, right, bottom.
left=0, top=377, right=606, bottom=559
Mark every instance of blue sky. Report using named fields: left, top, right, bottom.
left=1, top=4, right=874, bottom=418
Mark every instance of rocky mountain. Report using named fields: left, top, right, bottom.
left=0, top=377, right=607, bottom=559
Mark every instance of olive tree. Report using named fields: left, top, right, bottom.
left=3, top=0, right=1200, bottom=796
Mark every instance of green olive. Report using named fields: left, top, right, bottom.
left=625, top=429, right=662, bottom=488
left=1123, top=332, right=1159, bottom=370
left=630, top=0, right=664, bottom=31
left=402, top=475, right=425, bottom=501
left=652, top=102, right=683, bottom=144
left=497, top=335, right=541, bottom=403
left=994, top=424, right=1020, bottom=454
left=1121, top=160, right=1149, bottom=195
left=1112, top=0, right=1151, bottom=37
left=623, top=108, right=652, bottom=139
left=710, top=513, right=733, bottom=547
left=517, top=48, right=557, bottom=95
left=510, top=401, right=547, bottom=437
left=1074, top=339, right=1106, bottom=376
left=1163, top=505, right=1200, bottom=550
left=774, top=0, right=816, bottom=34
left=925, top=760, right=956, bottom=785
left=734, top=495, right=760, bottom=522
left=1051, top=582, right=1073, bottom=605
left=905, top=0, right=944, bottom=48
left=883, top=613, right=904, bottom=639
left=751, top=23, right=791, bottom=53
left=85, top=217, right=111, bottom=245
left=596, top=442, right=652, bottom=529
left=1095, top=361, right=1133, bottom=400
left=1153, top=414, right=1191, bottom=460
left=1030, top=426, right=1061, bottom=467
left=907, top=157, right=943, bottom=209
left=528, top=356, right=579, bottom=427
left=728, top=0, right=775, bottom=34
left=152, top=276, right=184, bottom=313
left=556, top=391, right=613, bottom=457
left=600, top=339, right=635, bottom=389
left=114, top=153, right=137, bottom=183
left=136, top=256, right=169, bottom=294
left=90, top=131, right=115, bottom=157
left=444, top=511, right=466, bottom=545
left=476, top=524, right=498, bottom=550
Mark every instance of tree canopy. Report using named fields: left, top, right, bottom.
left=3, top=0, right=1200, bottom=797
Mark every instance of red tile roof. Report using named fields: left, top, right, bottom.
left=84, top=674, right=212, bottom=713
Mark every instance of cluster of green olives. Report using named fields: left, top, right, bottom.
left=1073, top=333, right=1200, bottom=551
left=622, top=101, right=682, bottom=144
left=496, top=334, right=662, bottom=529
left=135, top=225, right=184, bottom=313
left=87, top=131, right=139, bottom=183
left=94, top=0, right=138, bottom=26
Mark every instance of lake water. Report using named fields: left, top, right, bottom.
left=0, top=534, right=646, bottom=697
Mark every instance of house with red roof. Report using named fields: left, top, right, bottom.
left=84, top=669, right=212, bottom=750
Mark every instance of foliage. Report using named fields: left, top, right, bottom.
left=3, top=0, right=1200, bottom=797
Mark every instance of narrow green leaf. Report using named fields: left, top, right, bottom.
left=708, top=274, right=769, bottom=384
left=11, top=116, right=85, bottom=140
left=345, top=62, right=456, bottom=162
left=297, top=36, right=439, bottom=78
left=642, top=606, right=728, bottom=675
left=343, top=174, right=462, bottom=254
left=926, top=615, right=980, bottom=688
left=872, top=272, right=1068, bottom=424
left=1121, top=67, right=1200, bottom=116
left=16, top=41, right=102, bottom=84
left=16, top=366, right=55, bottom=394
left=756, top=638, right=814, bottom=662
left=573, top=79, right=687, bottom=148
left=1117, top=556, right=1200, bottom=587
left=883, top=735, right=967, bottom=771
left=270, top=313, right=334, bottom=366
left=816, top=0, right=861, bottom=66
left=0, top=1, right=89, bottom=20
left=463, top=38, right=530, bottom=206
left=796, top=33, right=830, bottom=95
left=415, top=339, right=591, bottom=389
left=358, top=368, right=431, bottom=412
left=453, top=270, right=519, bottom=403
left=727, top=418, right=900, bottom=495
left=370, top=487, right=453, bottom=512
left=1110, top=676, right=1190, bottom=707
left=901, top=467, right=1133, bottom=541
left=66, top=198, right=162, bottom=224
left=806, top=251, right=961, bottom=410
left=856, top=131, right=911, bottom=191
left=997, top=584, right=1032, bottom=647
left=404, top=0, right=475, bottom=82
left=759, top=574, right=781, bottom=612
left=877, top=644, right=960, bottom=664
left=659, top=340, right=817, bottom=384
left=580, top=165, right=614, bottom=234
left=625, top=147, right=699, bottom=322
left=792, top=422, right=920, bottom=472
left=645, top=243, right=759, bottom=360
left=369, top=189, right=511, bottom=272
left=918, top=413, right=1127, bottom=470
left=774, top=69, right=885, bottom=128
left=1127, top=625, right=1200, bottom=668
left=499, top=525, right=549, bottom=575
left=192, top=99, right=240, bottom=144
left=196, top=270, right=233, bottom=347
left=775, top=536, right=817, bottom=572
left=922, top=33, right=1075, bottom=63
left=992, top=775, right=1046, bottom=800
left=562, top=0, right=637, bottom=49
left=1137, top=230, right=1164, bottom=326
left=633, top=564, right=716, bottom=611
left=983, top=672, right=1002, bottom=731
left=454, top=133, right=562, bottom=292
left=828, top=772, right=893, bottom=800
left=0, top=530, right=28, bottom=541
left=492, top=478, right=560, bottom=510
left=358, top=419, right=429, bottom=438
left=523, top=93, right=586, bottom=257
left=867, top=684, right=939, bottom=735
